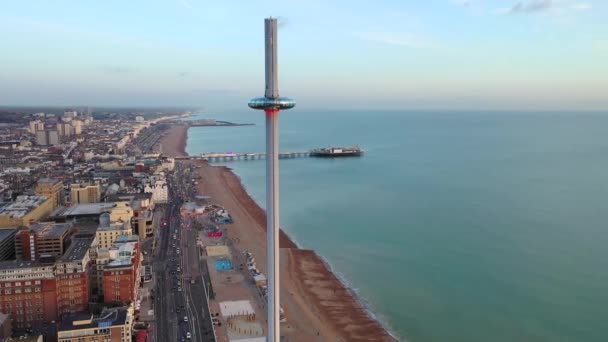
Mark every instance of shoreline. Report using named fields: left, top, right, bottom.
left=158, top=122, right=398, bottom=341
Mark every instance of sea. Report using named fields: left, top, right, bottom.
left=184, top=110, right=608, bottom=342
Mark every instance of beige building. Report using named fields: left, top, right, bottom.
left=28, top=120, right=44, bottom=134
left=0, top=196, right=54, bottom=228
left=57, top=123, right=72, bottom=137
left=71, top=120, right=83, bottom=135
left=35, top=178, right=64, bottom=209
left=57, top=307, right=132, bottom=342
left=96, top=221, right=132, bottom=249
left=108, top=202, right=133, bottom=223
left=70, top=183, right=101, bottom=204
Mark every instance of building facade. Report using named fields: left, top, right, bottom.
left=28, top=120, right=44, bottom=134
left=70, top=184, right=101, bottom=204
left=55, top=236, right=93, bottom=317
left=35, top=178, right=64, bottom=210
left=15, top=222, right=73, bottom=261
left=57, top=123, right=73, bottom=138
left=0, top=261, right=58, bottom=329
left=95, top=222, right=132, bottom=249
left=35, top=129, right=60, bottom=146
left=101, top=238, right=141, bottom=305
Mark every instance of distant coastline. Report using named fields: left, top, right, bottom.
left=158, top=121, right=398, bottom=341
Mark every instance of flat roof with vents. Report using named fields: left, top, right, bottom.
left=60, top=236, right=94, bottom=262
left=0, top=195, right=49, bottom=218
left=0, top=259, right=54, bottom=271
left=58, top=307, right=128, bottom=332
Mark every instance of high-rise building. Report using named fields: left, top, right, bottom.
left=28, top=120, right=45, bottom=134
left=70, top=184, right=101, bottom=204
left=58, top=123, right=73, bottom=137
left=71, top=120, right=83, bottom=135
left=35, top=129, right=60, bottom=146
left=36, top=178, right=64, bottom=209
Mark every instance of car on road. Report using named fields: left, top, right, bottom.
left=183, top=316, right=188, bottom=322
left=178, top=287, right=182, bottom=292
left=186, top=332, right=191, bottom=339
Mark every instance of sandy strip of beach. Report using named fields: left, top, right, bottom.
left=155, top=123, right=188, bottom=157
left=159, top=122, right=397, bottom=341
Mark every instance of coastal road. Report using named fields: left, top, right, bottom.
left=154, top=162, right=215, bottom=342
left=154, top=193, right=179, bottom=342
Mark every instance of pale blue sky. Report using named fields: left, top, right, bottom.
left=0, top=0, right=606, bottom=110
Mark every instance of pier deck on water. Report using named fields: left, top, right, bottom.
left=199, top=152, right=309, bottom=162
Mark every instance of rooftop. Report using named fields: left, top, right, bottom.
left=37, top=178, right=61, bottom=185
left=60, top=235, right=94, bottom=262
left=59, top=307, right=129, bottom=332
left=0, top=259, right=54, bottom=271
left=28, top=221, right=72, bottom=238
left=38, top=178, right=61, bottom=184
left=115, top=234, right=139, bottom=244
left=0, top=195, right=49, bottom=219
left=106, top=258, right=132, bottom=268
left=51, top=202, right=116, bottom=217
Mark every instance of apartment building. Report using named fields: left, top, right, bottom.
left=55, top=235, right=94, bottom=317
left=101, top=237, right=141, bottom=305
left=0, top=261, right=58, bottom=329
left=35, top=178, right=64, bottom=210
left=69, top=184, right=101, bottom=204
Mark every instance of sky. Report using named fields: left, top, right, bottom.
left=0, top=0, right=606, bottom=111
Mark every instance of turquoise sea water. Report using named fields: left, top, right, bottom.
left=185, top=110, right=608, bottom=342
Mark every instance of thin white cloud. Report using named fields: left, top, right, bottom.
left=355, top=32, right=436, bottom=48
left=499, top=0, right=592, bottom=15
left=505, top=0, right=553, bottom=14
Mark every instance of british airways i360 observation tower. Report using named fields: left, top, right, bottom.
left=248, top=17, right=295, bottom=342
